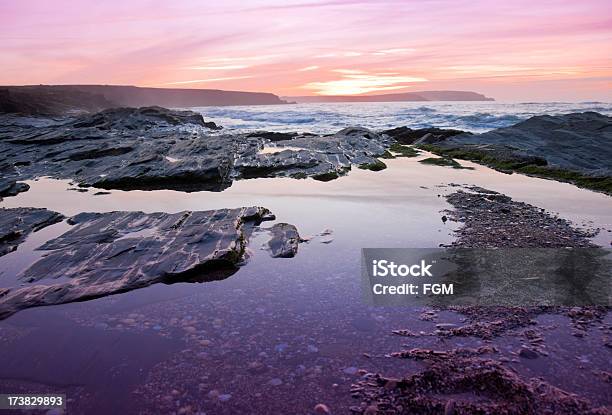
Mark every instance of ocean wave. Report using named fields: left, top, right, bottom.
left=196, top=102, right=612, bottom=134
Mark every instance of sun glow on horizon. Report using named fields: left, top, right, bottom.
left=304, top=72, right=427, bottom=95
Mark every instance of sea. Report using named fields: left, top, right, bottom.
left=194, top=101, right=612, bottom=134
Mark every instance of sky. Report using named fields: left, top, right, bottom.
left=1, top=0, right=611, bottom=101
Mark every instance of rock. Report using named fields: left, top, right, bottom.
left=382, top=126, right=467, bottom=144
left=0, top=207, right=65, bottom=256
left=0, top=163, right=29, bottom=199
left=423, top=112, right=612, bottom=193
left=444, top=399, right=456, bottom=415
left=0, top=206, right=298, bottom=320
left=268, top=378, right=283, bottom=386
left=314, top=403, right=331, bottom=414
left=265, top=223, right=301, bottom=258
left=71, top=106, right=221, bottom=130
left=518, top=347, right=539, bottom=359
left=0, top=108, right=394, bottom=193
left=247, top=131, right=298, bottom=142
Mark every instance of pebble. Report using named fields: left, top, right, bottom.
left=518, top=347, right=539, bottom=359
left=314, top=403, right=331, bottom=414
left=268, top=378, right=283, bottom=386
left=307, top=345, right=319, bottom=353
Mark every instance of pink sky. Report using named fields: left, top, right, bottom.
left=1, top=0, right=611, bottom=100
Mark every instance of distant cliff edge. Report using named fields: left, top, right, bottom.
left=0, top=85, right=289, bottom=115
left=283, top=91, right=494, bottom=103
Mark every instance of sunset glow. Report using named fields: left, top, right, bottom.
left=1, top=0, right=611, bottom=100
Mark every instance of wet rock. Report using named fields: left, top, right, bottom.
left=0, top=109, right=394, bottom=192
left=382, top=126, right=467, bottom=145
left=71, top=106, right=221, bottom=130
left=351, top=350, right=607, bottom=414
left=266, top=223, right=301, bottom=258
left=0, top=207, right=65, bottom=256
left=314, top=403, right=331, bottom=414
left=0, top=164, right=29, bottom=199
left=0, top=206, right=298, bottom=319
left=268, top=378, right=283, bottom=386
left=421, top=112, right=612, bottom=193
left=246, top=131, right=298, bottom=141
left=518, top=347, right=539, bottom=359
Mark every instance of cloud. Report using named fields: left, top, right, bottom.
left=298, top=65, right=320, bottom=71
left=161, top=75, right=252, bottom=85
left=185, top=65, right=249, bottom=70
left=313, top=51, right=363, bottom=58
left=303, top=72, right=427, bottom=95
left=202, top=55, right=281, bottom=63
left=373, top=48, right=416, bottom=55
left=332, top=69, right=365, bottom=74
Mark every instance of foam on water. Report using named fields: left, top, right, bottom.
left=193, top=101, right=612, bottom=134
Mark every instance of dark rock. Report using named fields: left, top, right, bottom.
left=71, top=106, right=221, bottom=130
left=266, top=223, right=301, bottom=258
left=0, top=108, right=392, bottom=192
left=0, top=207, right=297, bottom=319
left=0, top=207, right=65, bottom=256
left=0, top=164, right=29, bottom=199
left=421, top=112, right=612, bottom=193
left=382, top=126, right=467, bottom=144
left=246, top=131, right=297, bottom=141
left=518, top=347, right=539, bottom=359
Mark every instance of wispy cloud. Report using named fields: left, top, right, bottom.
left=202, top=54, right=281, bottom=63
left=298, top=65, right=320, bottom=71
left=372, top=48, right=416, bottom=55
left=185, top=65, right=249, bottom=70
left=332, top=69, right=365, bottom=74
left=314, top=51, right=363, bottom=58
left=161, top=75, right=253, bottom=85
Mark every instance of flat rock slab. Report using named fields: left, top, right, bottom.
left=0, top=206, right=292, bottom=320
left=0, top=207, right=65, bottom=256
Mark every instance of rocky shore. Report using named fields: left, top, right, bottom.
left=1, top=107, right=611, bottom=197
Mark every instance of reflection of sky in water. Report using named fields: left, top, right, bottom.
left=0, top=157, right=611, bottom=412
